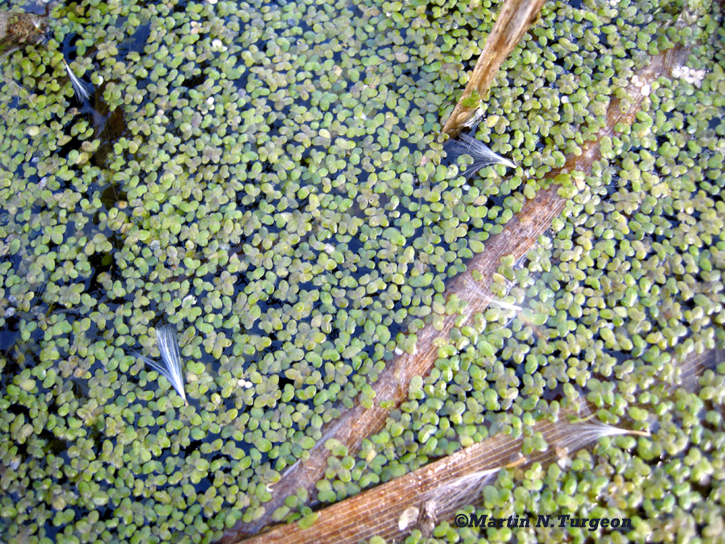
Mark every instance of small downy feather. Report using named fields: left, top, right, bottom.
left=427, top=467, right=501, bottom=509
left=463, top=276, right=523, bottom=311
left=136, top=325, right=188, bottom=405
left=63, top=60, right=91, bottom=104
left=557, top=419, right=649, bottom=452
left=445, top=132, right=516, bottom=179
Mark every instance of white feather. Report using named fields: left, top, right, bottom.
left=446, top=132, right=517, bottom=179
left=558, top=420, right=649, bottom=452
left=136, top=325, right=188, bottom=405
left=63, top=60, right=91, bottom=103
left=464, top=276, right=523, bottom=311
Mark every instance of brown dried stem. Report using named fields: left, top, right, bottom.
left=442, top=0, right=547, bottom=137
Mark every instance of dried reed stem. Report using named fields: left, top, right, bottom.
left=442, top=0, right=547, bottom=137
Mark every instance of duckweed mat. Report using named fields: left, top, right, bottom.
left=237, top=347, right=724, bottom=544
left=222, top=37, right=708, bottom=541
left=0, top=0, right=723, bottom=542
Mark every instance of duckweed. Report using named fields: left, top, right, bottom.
left=1, top=0, right=724, bottom=541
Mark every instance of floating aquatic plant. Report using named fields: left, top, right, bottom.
left=0, top=0, right=722, bottom=541
left=445, top=132, right=517, bottom=179
left=135, top=325, right=188, bottom=406
left=1, top=13, right=47, bottom=107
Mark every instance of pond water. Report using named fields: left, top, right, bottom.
left=0, top=0, right=724, bottom=542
